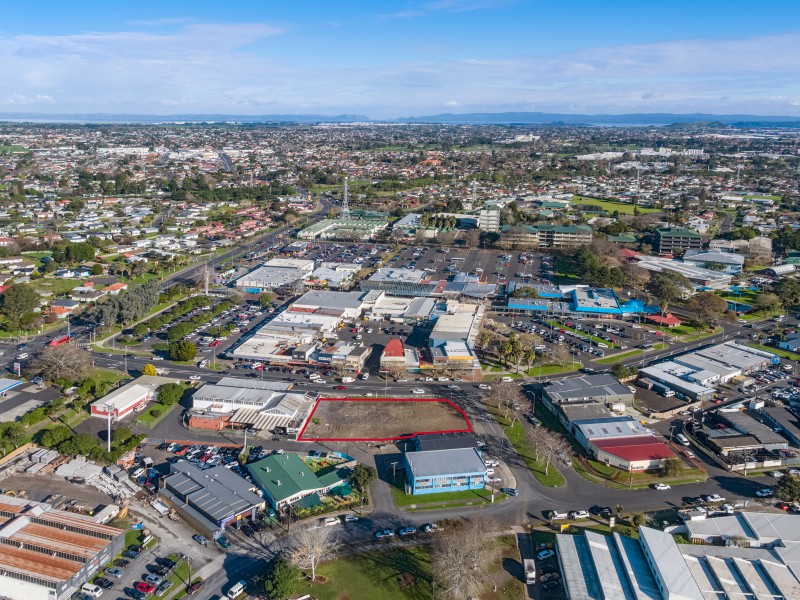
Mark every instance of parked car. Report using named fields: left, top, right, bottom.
left=105, top=568, right=124, bottom=579
left=143, top=574, right=162, bottom=586
left=653, top=483, right=671, bottom=491
left=537, top=549, right=555, bottom=560
left=755, top=488, right=774, bottom=497
left=186, top=581, right=206, bottom=595
left=397, top=526, right=417, bottom=537
left=135, top=582, right=156, bottom=595
left=568, top=510, right=589, bottom=519
left=374, top=529, right=395, bottom=539
left=192, top=534, right=208, bottom=546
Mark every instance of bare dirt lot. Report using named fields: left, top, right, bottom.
left=300, top=398, right=471, bottom=441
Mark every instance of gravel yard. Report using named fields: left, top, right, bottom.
left=300, top=398, right=471, bottom=441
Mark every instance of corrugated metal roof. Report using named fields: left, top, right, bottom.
left=405, top=448, right=486, bottom=478
left=640, top=527, right=704, bottom=600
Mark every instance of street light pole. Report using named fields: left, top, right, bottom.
left=106, top=404, right=113, bottom=452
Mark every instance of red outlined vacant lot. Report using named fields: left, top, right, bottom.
left=298, top=397, right=472, bottom=442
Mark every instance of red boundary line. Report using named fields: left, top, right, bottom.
left=298, top=397, right=472, bottom=442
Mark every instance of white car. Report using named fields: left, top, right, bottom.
left=568, top=510, right=589, bottom=519
left=653, top=483, right=671, bottom=491
left=411, top=388, right=426, bottom=395
left=188, top=375, right=201, bottom=381
left=478, top=384, right=492, bottom=390
left=437, top=377, right=449, bottom=382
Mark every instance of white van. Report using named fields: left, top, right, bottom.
left=501, top=376, right=513, bottom=383
left=226, top=580, right=247, bottom=599
left=675, top=433, right=690, bottom=447
left=340, top=377, right=355, bottom=383
left=81, top=584, right=103, bottom=598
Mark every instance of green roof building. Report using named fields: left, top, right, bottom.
left=607, top=234, right=637, bottom=245
left=247, top=453, right=349, bottom=509
left=654, top=227, right=703, bottom=255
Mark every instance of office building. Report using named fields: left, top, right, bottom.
left=655, top=227, right=703, bottom=254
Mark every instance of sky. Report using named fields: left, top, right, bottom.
left=2, top=0, right=800, bottom=118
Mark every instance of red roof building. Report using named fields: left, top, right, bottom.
left=590, top=436, right=675, bottom=472
left=645, top=313, right=683, bottom=328
left=380, top=338, right=406, bottom=371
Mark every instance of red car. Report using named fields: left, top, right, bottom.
left=334, top=385, right=347, bottom=391
left=186, top=581, right=206, bottom=595
left=135, top=582, right=156, bottom=595
left=776, top=501, right=791, bottom=511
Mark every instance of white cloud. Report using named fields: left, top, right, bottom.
left=1, top=24, right=800, bottom=117
left=5, top=93, right=55, bottom=105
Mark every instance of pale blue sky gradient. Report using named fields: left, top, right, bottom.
left=2, top=1, right=800, bottom=117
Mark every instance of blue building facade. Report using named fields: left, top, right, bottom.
left=403, top=448, right=487, bottom=495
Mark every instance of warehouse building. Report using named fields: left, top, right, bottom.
left=555, top=525, right=800, bottom=600
left=641, top=342, right=780, bottom=399
left=234, top=258, right=314, bottom=292
left=683, top=249, right=745, bottom=274
left=90, top=378, right=159, bottom=420
left=159, top=462, right=265, bottom=538
left=635, top=255, right=733, bottom=290
left=189, top=377, right=314, bottom=433
left=291, top=289, right=365, bottom=318
left=0, top=495, right=125, bottom=600
left=404, top=447, right=487, bottom=495
left=541, top=373, right=634, bottom=408
left=361, top=268, right=437, bottom=297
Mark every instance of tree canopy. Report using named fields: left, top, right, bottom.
left=645, top=269, right=692, bottom=315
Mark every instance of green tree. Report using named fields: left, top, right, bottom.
left=258, top=292, right=273, bottom=307
left=111, top=427, right=132, bottom=444
left=611, top=363, right=636, bottom=380
left=686, top=291, right=730, bottom=327
left=661, top=457, right=683, bottom=478
left=775, top=474, right=800, bottom=502
left=0, top=422, right=25, bottom=451
left=39, top=425, right=73, bottom=448
left=1, top=283, right=40, bottom=330
left=349, top=464, right=377, bottom=494
left=645, top=270, right=692, bottom=316
left=132, top=323, right=149, bottom=337
left=774, top=277, right=800, bottom=308
left=157, top=383, right=184, bottom=406
left=754, top=293, right=782, bottom=317
left=168, top=341, right=197, bottom=362
left=261, top=556, right=300, bottom=600
left=631, top=513, right=647, bottom=528
left=91, top=263, right=104, bottom=276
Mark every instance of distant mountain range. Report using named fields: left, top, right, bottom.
left=1, top=110, right=800, bottom=126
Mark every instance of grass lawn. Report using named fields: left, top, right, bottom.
left=0, top=145, right=27, bottom=153
left=135, top=402, right=179, bottom=428
left=34, top=277, right=83, bottom=296
left=547, top=321, right=617, bottom=348
left=301, top=546, right=432, bottom=600
left=391, top=484, right=505, bottom=508
left=153, top=555, right=190, bottom=600
left=88, top=368, right=128, bottom=386
left=484, top=535, right=526, bottom=600
left=487, top=403, right=565, bottom=487
left=571, top=195, right=661, bottom=214
left=748, top=343, right=800, bottom=360
left=525, top=363, right=580, bottom=377
left=596, top=349, right=643, bottom=364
